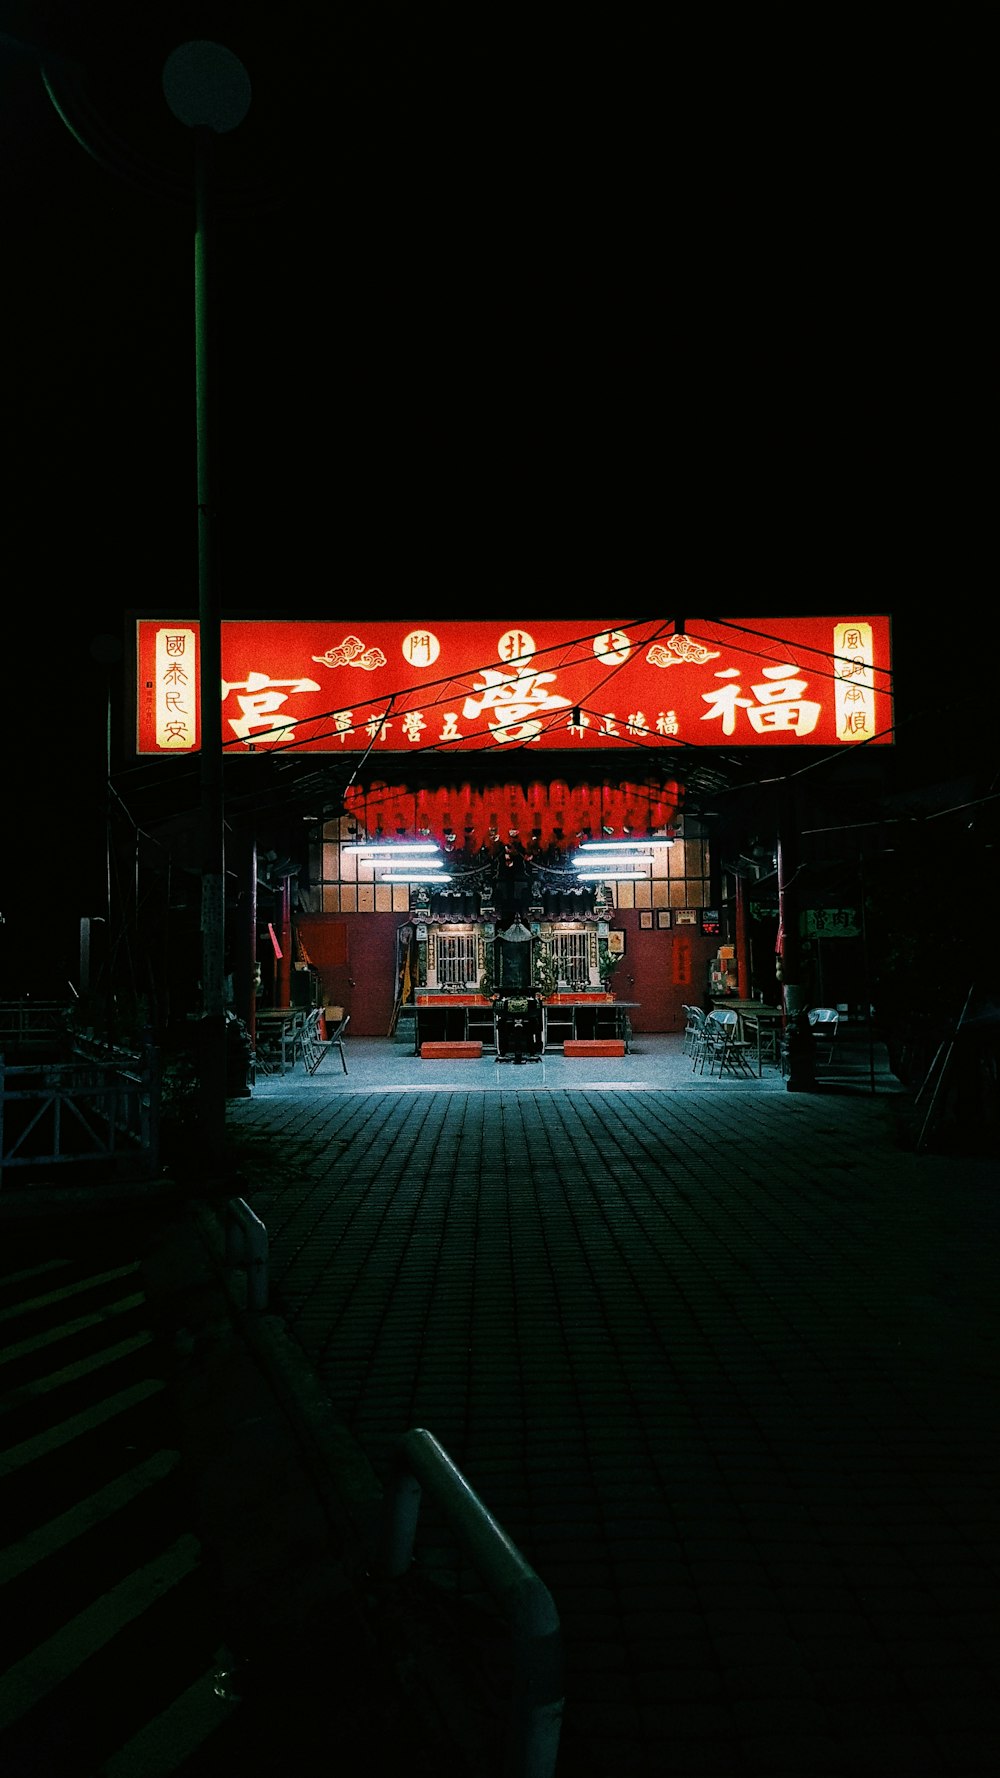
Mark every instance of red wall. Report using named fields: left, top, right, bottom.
left=614, top=914, right=716, bottom=1034
left=296, top=912, right=718, bottom=1038
left=296, top=914, right=399, bottom=1036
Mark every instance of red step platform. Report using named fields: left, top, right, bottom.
left=563, top=1039, right=626, bottom=1057
left=420, top=1041, right=483, bottom=1059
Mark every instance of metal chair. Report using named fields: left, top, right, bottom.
left=712, top=1010, right=756, bottom=1077
left=682, top=1005, right=706, bottom=1056
left=694, top=1009, right=754, bottom=1077
left=808, top=1007, right=840, bottom=1064
left=691, top=1007, right=720, bottom=1072
left=327, top=1011, right=351, bottom=1074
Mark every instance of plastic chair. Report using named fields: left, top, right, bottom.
left=808, top=1007, right=839, bottom=1064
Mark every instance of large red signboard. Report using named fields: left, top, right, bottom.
left=134, top=616, right=893, bottom=757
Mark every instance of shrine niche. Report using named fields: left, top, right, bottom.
left=338, top=774, right=681, bottom=1055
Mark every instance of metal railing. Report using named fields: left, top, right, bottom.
left=0, top=999, right=72, bottom=1049
left=377, top=1426, right=563, bottom=1778
left=0, top=1034, right=160, bottom=1185
left=224, top=1196, right=269, bottom=1310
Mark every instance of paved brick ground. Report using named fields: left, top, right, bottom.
left=220, top=1033, right=1000, bottom=1777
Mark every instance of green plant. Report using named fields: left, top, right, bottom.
left=599, top=949, right=621, bottom=988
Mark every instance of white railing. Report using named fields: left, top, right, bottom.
left=377, top=1427, right=563, bottom=1778
left=224, top=1196, right=269, bottom=1310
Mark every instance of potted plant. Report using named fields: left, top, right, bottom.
left=599, top=950, right=621, bottom=997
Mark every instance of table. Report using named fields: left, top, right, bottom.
left=413, top=995, right=495, bottom=1055
left=254, top=1008, right=302, bottom=1074
left=713, top=1000, right=784, bottom=1075
left=542, top=999, right=640, bottom=1051
left=413, top=995, right=641, bottom=1053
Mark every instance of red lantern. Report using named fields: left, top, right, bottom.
left=342, top=783, right=364, bottom=834
left=550, top=779, right=569, bottom=835
left=661, top=779, right=682, bottom=827
left=572, top=783, right=594, bottom=837
left=362, top=781, right=385, bottom=836
left=506, top=782, right=526, bottom=839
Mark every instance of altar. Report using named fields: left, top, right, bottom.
left=403, top=875, right=633, bottom=1059
left=412, top=990, right=638, bottom=1054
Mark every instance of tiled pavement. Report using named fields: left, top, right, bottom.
left=218, top=1032, right=1000, bottom=1777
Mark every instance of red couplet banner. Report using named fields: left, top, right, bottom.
left=134, top=615, right=893, bottom=757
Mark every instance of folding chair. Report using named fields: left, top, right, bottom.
left=696, top=1009, right=754, bottom=1077
left=808, top=1007, right=840, bottom=1064
left=691, top=1008, right=721, bottom=1072
left=327, top=1011, right=351, bottom=1074
left=682, top=1005, right=706, bottom=1056
left=712, top=1010, right=756, bottom=1077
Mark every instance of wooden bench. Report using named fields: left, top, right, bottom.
left=563, top=1039, right=626, bottom=1057
left=420, top=1041, right=483, bottom=1059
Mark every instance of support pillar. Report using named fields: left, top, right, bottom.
left=734, top=871, right=750, bottom=999
left=278, top=875, right=292, bottom=1009
left=776, top=789, right=815, bottom=1092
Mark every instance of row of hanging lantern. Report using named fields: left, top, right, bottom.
left=341, top=779, right=681, bottom=851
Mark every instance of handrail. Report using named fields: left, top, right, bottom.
left=224, top=1196, right=269, bottom=1310
left=377, top=1426, right=563, bottom=1778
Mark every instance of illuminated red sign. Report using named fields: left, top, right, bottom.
left=134, top=616, right=893, bottom=756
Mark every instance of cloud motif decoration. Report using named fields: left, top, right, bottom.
left=311, top=635, right=387, bottom=671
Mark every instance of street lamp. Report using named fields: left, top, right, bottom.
left=33, top=33, right=253, bottom=1161
left=162, top=43, right=251, bottom=1163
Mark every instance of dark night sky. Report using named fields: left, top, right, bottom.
left=2, top=7, right=994, bottom=991
left=4, top=4, right=679, bottom=615
left=5, top=4, right=983, bottom=619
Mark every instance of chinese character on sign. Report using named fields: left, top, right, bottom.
left=701, top=664, right=821, bottom=737
left=803, top=908, right=860, bottom=938
left=155, top=626, right=196, bottom=749
left=833, top=622, right=875, bottom=743
left=593, top=630, right=632, bottom=664
left=497, top=629, right=536, bottom=665
left=222, top=671, right=321, bottom=742
left=402, top=630, right=440, bottom=666
left=462, top=668, right=572, bottom=744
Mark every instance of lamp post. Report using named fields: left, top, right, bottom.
left=776, top=786, right=816, bottom=1092
left=33, top=33, right=252, bottom=1161
left=162, top=43, right=251, bottom=1164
